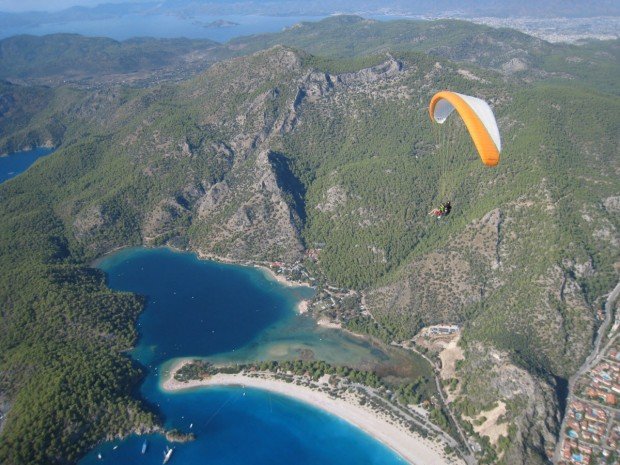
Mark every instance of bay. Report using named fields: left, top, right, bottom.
left=80, top=247, right=408, bottom=464
left=0, top=147, right=54, bottom=183
left=0, top=13, right=427, bottom=43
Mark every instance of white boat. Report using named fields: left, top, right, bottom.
left=141, top=440, right=148, bottom=454
left=97, top=453, right=102, bottom=460
left=163, top=446, right=174, bottom=464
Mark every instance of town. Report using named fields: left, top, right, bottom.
left=559, top=344, right=620, bottom=465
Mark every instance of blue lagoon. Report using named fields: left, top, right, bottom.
left=80, top=247, right=411, bottom=465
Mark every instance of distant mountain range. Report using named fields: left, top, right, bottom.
left=1, top=0, right=620, bottom=25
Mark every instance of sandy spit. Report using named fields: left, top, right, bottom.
left=162, top=364, right=462, bottom=465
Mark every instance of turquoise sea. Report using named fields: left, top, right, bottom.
left=79, top=247, right=407, bottom=465
left=0, top=147, right=54, bottom=183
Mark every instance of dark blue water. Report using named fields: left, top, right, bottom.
left=0, top=147, right=54, bottom=183
left=81, top=247, right=406, bottom=465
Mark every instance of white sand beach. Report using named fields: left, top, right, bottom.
left=162, top=363, right=463, bottom=465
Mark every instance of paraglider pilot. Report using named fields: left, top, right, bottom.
left=429, top=201, right=451, bottom=219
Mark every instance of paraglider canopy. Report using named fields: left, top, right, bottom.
left=429, top=91, right=501, bottom=167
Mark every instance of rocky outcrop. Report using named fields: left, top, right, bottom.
left=72, top=205, right=108, bottom=248
left=603, top=195, right=620, bottom=213
left=196, top=181, right=230, bottom=218
left=316, top=185, right=347, bottom=213
left=336, top=57, right=403, bottom=85
left=142, top=198, right=189, bottom=241
left=0, top=393, right=9, bottom=436
left=501, top=58, right=529, bottom=74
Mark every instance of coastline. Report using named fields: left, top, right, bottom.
left=0, top=143, right=55, bottom=158
left=251, top=263, right=314, bottom=314
left=93, top=245, right=309, bottom=289
left=162, top=362, right=462, bottom=465
left=88, top=244, right=133, bottom=267
left=253, top=262, right=313, bottom=289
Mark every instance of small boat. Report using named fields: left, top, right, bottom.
left=97, top=453, right=102, bottom=460
left=163, top=446, right=174, bottom=464
left=113, top=446, right=118, bottom=450
left=141, top=440, right=148, bottom=454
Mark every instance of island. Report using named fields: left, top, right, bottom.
left=193, top=19, right=240, bottom=29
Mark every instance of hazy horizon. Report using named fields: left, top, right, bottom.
left=1, top=0, right=619, bottom=16
left=0, top=0, right=151, bottom=13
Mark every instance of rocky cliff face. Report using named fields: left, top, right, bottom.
left=191, top=149, right=305, bottom=261
left=64, top=47, right=309, bottom=261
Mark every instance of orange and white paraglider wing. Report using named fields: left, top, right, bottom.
left=429, top=91, right=501, bottom=166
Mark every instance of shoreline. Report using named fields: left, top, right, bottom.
left=1, top=143, right=55, bottom=158
left=253, top=264, right=314, bottom=314
left=93, top=245, right=311, bottom=288
left=192, top=250, right=316, bottom=315
left=162, top=362, right=462, bottom=465
left=253, top=262, right=313, bottom=289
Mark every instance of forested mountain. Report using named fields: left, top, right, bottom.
left=0, top=16, right=618, bottom=465
left=224, top=15, right=620, bottom=94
